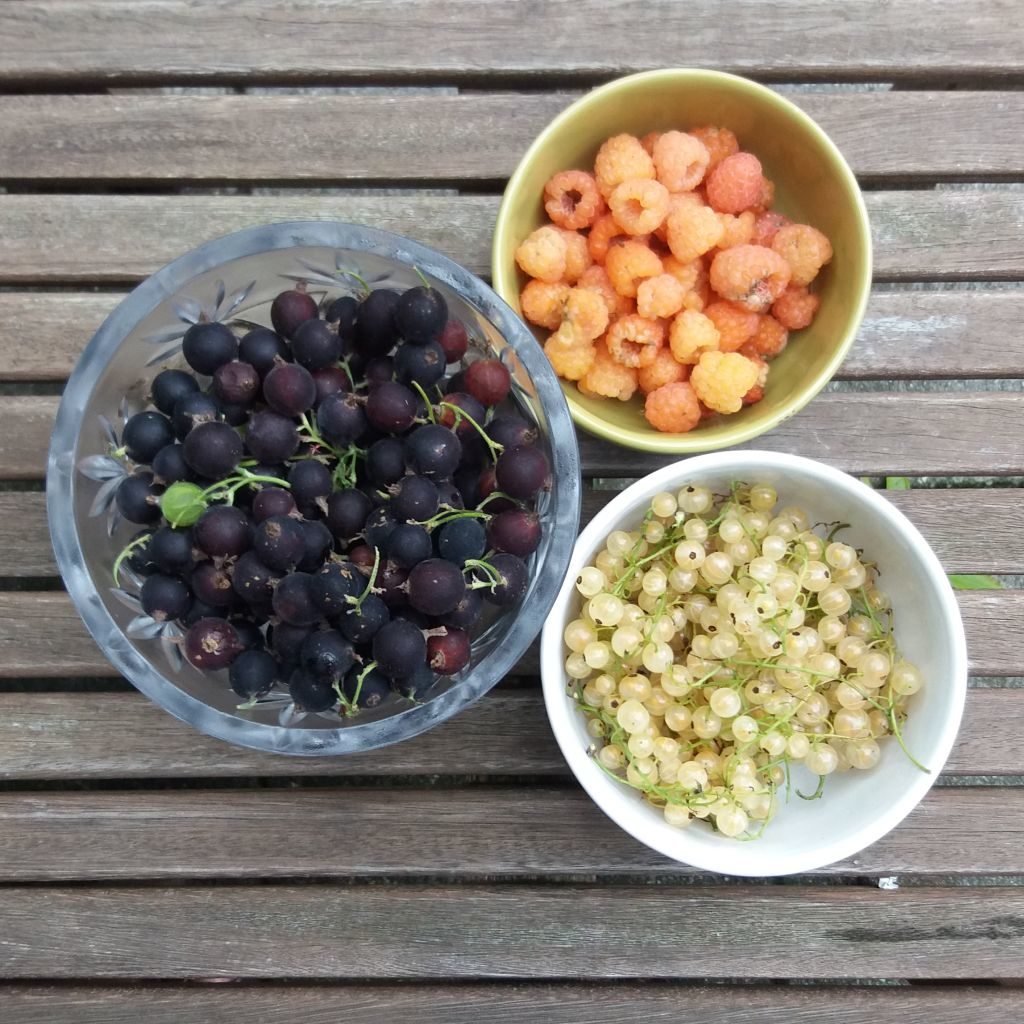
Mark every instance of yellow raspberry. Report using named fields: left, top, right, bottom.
left=691, top=351, right=760, bottom=414
left=606, top=314, right=665, bottom=369
left=594, top=134, right=655, bottom=200
left=605, top=240, right=663, bottom=298
left=520, top=279, right=570, bottom=331
left=709, top=244, right=791, bottom=312
left=563, top=287, right=609, bottom=341
left=703, top=300, right=759, bottom=353
left=544, top=333, right=596, bottom=381
left=578, top=264, right=634, bottom=321
left=669, top=309, right=720, bottom=364
left=772, top=223, right=833, bottom=286
left=666, top=203, right=724, bottom=263
left=609, top=178, right=671, bottom=236
left=654, top=191, right=706, bottom=243
left=640, top=131, right=662, bottom=156
left=747, top=314, right=789, bottom=358
left=515, top=226, right=567, bottom=283
left=557, top=228, right=593, bottom=284
left=637, top=273, right=686, bottom=320
left=662, top=254, right=706, bottom=294
left=716, top=211, right=756, bottom=249
left=644, top=381, right=702, bottom=433
left=580, top=339, right=639, bottom=401
left=689, top=125, right=740, bottom=172
left=637, top=345, right=690, bottom=394
left=653, top=131, right=711, bottom=193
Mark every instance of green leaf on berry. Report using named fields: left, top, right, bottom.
left=948, top=574, right=1003, bottom=590
left=160, top=481, right=208, bottom=527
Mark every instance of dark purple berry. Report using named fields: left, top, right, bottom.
left=440, top=589, right=483, bottom=629
left=395, top=284, right=447, bottom=345
left=151, top=443, right=192, bottom=485
left=292, top=317, right=342, bottom=371
left=392, top=661, right=436, bottom=700
left=182, top=597, right=220, bottom=628
left=337, top=593, right=389, bottom=644
left=229, top=649, right=280, bottom=699
left=407, top=558, right=465, bottom=616
left=438, top=392, right=487, bottom=441
left=326, top=488, right=372, bottom=540
left=192, top=561, right=235, bottom=607
left=317, top=391, right=366, bottom=447
left=483, top=553, right=528, bottom=607
left=288, top=460, right=332, bottom=517
left=148, top=526, right=194, bottom=576
left=325, top=294, right=358, bottom=345
left=465, top=358, right=512, bottom=407
left=296, top=519, right=334, bottom=572
left=404, top=423, right=462, bottom=479
left=212, top=361, right=260, bottom=407
left=376, top=561, right=409, bottom=609
left=140, top=573, right=191, bottom=621
left=171, top=391, right=220, bottom=440
left=366, top=437, right=406, bottom=487
left=238, top=327, right=290, bottom=378
left=288, top=668, right=337, bottom=712
left=184, top=617, right=243, bottom=670
left=355, top=289, right=400, bottom=358
left=372, top=618, right=427, bottom=680
left=437, top=517, right=487, bottom=566
left=253, top=515, right=306, bottom=573
left=245, top=410, right=300, bottom=463
left=272, top=572, right=320, bottom=627
left=151, top=369, right=199, bottom=416
left=364, top=505, right=399, bottom=552
left=252, top=486, right=296, bottom=522
left=342, top=665, right=392, bottom=708
left=300, top=629, right=355, bottom=682
left=312, top=365, right=352, bottom=403
left=194, top=505, right=251, bottom=558
left=182, top=322, right=238, bottom=376
left=183, top=421, right=243, bottom=479
left=495, top=445, right=550, bottom=500
left=365, top=381, right=417, bottom=434
left=487, top=414, right=537, bottom=449
left=231, top=618, right=267, bottom=651
left=390, top=475, right=438, bottom=522
left=123, top=411, right=175, bottom=463
left=232, top=551, right=281, bottom=607
left=263, top=362, right=317, bottom=417
left=487, top=508, right=542, bottom=557
left=428, top=626, right=470, bottom=675
left=115, top=472, right=163, bottom=524
left=311, top=560, right=363, bottom=616
left=364, top=357, right=394, bottom=387
left=270, top=621, right=314, bottom=666
left=387, top=523, right=432, bottom=569
left=271, top=286, right=318, bottom=338
left=394, top=340, right=445, bottom=388
left=438, top=319, right=469, bottom=363
left=125, top=529, right=158, bottom=576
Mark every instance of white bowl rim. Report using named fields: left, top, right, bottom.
left=540, top=450, right=968, bottom=876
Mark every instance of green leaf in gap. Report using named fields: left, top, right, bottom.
left=948, top=574, right=1003, bottom=590
left=885, top=476, right=911, bottom=490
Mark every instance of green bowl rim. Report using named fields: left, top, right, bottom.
left=491, top=68, right=873, bottom=454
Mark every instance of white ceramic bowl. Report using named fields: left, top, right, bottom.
left=541, top=451, right=967, bottom=876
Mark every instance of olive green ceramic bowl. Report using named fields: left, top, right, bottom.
left=492, top=69, right=872, bottom=454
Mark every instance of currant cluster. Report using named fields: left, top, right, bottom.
left=565, top=482, right=924, bottom=838
left=108, top=275, right=550, bottom=718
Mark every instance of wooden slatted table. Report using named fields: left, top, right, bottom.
left=2, top=2, right=1023, bottom=1020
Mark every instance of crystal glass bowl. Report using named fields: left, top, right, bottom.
left=49, top=221, right=581, bottom=755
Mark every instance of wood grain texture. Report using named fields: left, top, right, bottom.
left=0, top=590, right=1020, bottom=677
left=0, top=786, right=1019, bottom=881
left=5, top=486, right=1023, bottom=581
left=1, top=191, right=1023, bottom=284
left=17, top=392, right=1024, bottom=481
left=6, top=287, right=1024, bottom=382
left=0, top=686, right=1017, bottom=781
left=1, top=1, right=1019, bottom=82
left=2, top=884, right=1022, bottom=979
left=2, top=984, right=1020, bottom=1024
left=2, top=92, right=1022, bottom=182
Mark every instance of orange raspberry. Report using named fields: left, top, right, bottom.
left=666, top=203, right=724, bottom=263
left=544, top=333, right=595, bottom=381
left=587, top=213, right=640, bottom=264
left=594, top=134, right=655, bottom=200
left=577, top=265, right=633, bottom=321
left=637, top=273, right=686, bottom=320
left=772, top=223, right=833, bottom=286
left=653, top=131, right=711, bottom=193
left=755, top=177, right=775, bottom=212
left=747, top=314, right=790, bottom=358
left=706, top=152, right=765, bottom=214
left=609, top=178, right=671, bottom=235
left=689, top=125, right=739, bottom=171
left=662, top=254, right=704, bottom=294
left=640, top=131, right=662, bottom=156
left=644, top=381, right=702, bottom=433
left=751, top=210, right=791, bottom=248
left=653, top=191, right=705, bottom=242
left=690, top=351, right=761, bottom=414
left=704, top=300, right=759, bottom=353
left=556, top=228, right=593, bottom=283
left=669, top=309, right=720, bottom=364
left=520, top=279, right=570, bottom=331
left=581, top=338, right=639, bottom=401
left=606, top=314, right=665, bottom=369
left=605, top=240, right=663, bottom=298
left=543, top=169, right=605, bottom=230
left=709, top=244, right=791, bottom=312
left=638, top=345, right=690, bottom=394
left=716, top=211, right=756, bottom=249
left=515, top=226, right=567, bottom=283
left=772, top=286, right=821, bottom=330
left=563, top=287, right=609, bottom=341
left=742, top=353, right=770, bottom=405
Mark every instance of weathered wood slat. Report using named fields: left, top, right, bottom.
left=2, top=884, right=1022, bottom=979
left=0, top=786, right=1018, bottom=881
left=3, top=92, right=1022, bottom=182
left=7, top=486, right=1024, bottom=579
left=1, top=191, right=1022, bottom=284
left=17, top=391, right=1024, bottom=481
left=2, top=983, right=1020, bottom=1024
left=0, top=685, right=1015, bottom=781
left=0, top=590, right=1020, bottom=677
left=5, top=287, right=1024, bottom=382
left=1, top=1, right=1018, bottom=82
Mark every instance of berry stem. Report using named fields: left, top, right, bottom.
left=348, top=546, right=381, bottom=613
left=410, top=381, right=437, bottom=424
left=421, top=507, right=491, bottom=530
left=412, top=266, right=432, bottom=290
left=464, top=557, right=501, bottom=589
left=437, top=402, right=503, bottom=461
left=112, top=532, right=151, bottom=584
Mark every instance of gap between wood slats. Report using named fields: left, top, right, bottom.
left=4, top=486, right=1022, bottom=578
left=0, top=786, right=1019, bottom=881
left=0, top=191, right=1022, bottom=283
left=3, top=287, right=1023, bottom=383
left=0, top=983, right=1020, bottom=1024
left=0, top=1, right=1019, bottom=83
left=1, top=92, right=1021, bottom=182
left=0, top=686, right=1017, bottom=781
left=12, top=391, right=1024, bottom=480
left=2, top=884, right=1023, bottom=979
left=0, top=590, right=1018, bottom=678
